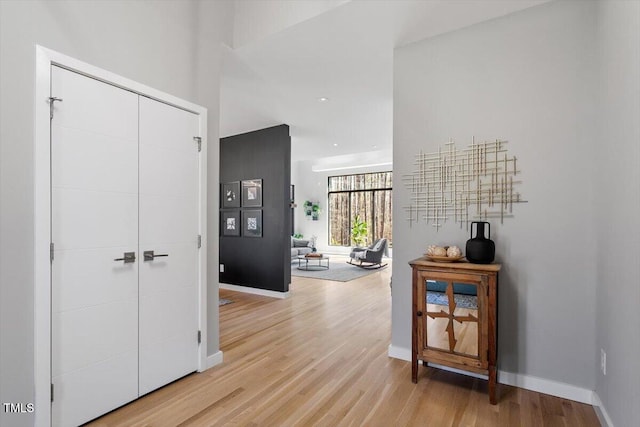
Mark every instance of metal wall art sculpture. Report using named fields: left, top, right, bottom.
left=403, top=138, right=526, bottom=230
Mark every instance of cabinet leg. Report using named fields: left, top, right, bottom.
left=488, top=365, right=497, bottom=404
left=412, top=355, right=418, bottom=383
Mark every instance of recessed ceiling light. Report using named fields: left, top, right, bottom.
left=318, top=97, right=329, bottom=102
left=372, top=145, right=377, bottom=148
left=333, top=143, right=338, bottom=147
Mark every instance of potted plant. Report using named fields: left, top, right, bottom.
left=351, top=215, right=368, bottom=247
left=311, top=202, right=320, bottom=221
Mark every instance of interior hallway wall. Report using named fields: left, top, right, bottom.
left=594, top=1, right=640, bottom=425
left=392, top=0, right=598, bottom=392
left=0, top=1, right=233, bottom=425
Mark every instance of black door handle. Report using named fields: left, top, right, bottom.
left=114, top=252, right=136, bottom=263
left=144, top=250, right=169, bottom=261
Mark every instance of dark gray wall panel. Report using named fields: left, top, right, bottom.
left=219, top=125, right=291, bottom=292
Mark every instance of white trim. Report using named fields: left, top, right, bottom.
left=387, top=345, right=594, bottom=405
left=220, top=283, right=290, bottom=299
left=591, top=392, right=614, bottom=427
left=34, top=45, right=211, bottom=426
left=206, top=351, right=224, bottom=370
left=34, top=45, right=53, bottom=427
left=387, top=344, right=412, bottom=361
left=497, top=370, right=593, bottom=405
left=197, top=99, right=209, bottom=374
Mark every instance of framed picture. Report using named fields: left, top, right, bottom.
left=221, top=210, right=240, bottom=236
left=221, top=181, right=240, bottom=208
left=242, top=179, right=262, bottom=207
left=242, top=209, right=262, bottom=238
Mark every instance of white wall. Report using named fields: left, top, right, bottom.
left=393, top=0, right=598, bottom=393
left=595, top=1, right=640, bottom=426
left=232, top=0, right=349, bottom=47
left=195, top=0, right=234, bottom=364
left=292, top=159, right=392, bottom=255
left=219, top=45, right=285, bottom=138
left=0, top=1, right=232, bottom=425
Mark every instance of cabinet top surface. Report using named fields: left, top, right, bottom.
left=409, top=257, right=501, bottom=272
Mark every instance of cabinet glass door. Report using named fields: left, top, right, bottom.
left=425, top=279, right=480, bottom=358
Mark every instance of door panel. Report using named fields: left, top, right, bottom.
left=53, top=351, right=138, bottom=427
left=51, top=246, right=138, bottom=317
left=140, top=285, right=198, bottom=343
left=51, top=66, right=139, bottom=426
left=52, top=126, right=138, bottom=193
left=52, top=300, right=138, bottom=377
left=139, top=334, right=199, bottom=396
left=139, top=194, right=198, bottom=244
left=51, top=66, right=202, bottom=423
left=138, top=97, right=199, bottom=396
left=51, top=67, right=138, bottom=141
left=139, top=144, right=197, bottom=198
left=52, top=189, right=138, bottom=250
left=139, top=242, right=198, bottom=296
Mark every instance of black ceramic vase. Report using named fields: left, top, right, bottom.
left=465, top=221, right=495, bottom=264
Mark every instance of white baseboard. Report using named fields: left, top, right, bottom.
left=220, top=283, right=290, bottom=299
left=388, top=345, right=594, bottom=405
left=388, top=344, right=412, bottom=361
left=206, top=351, right=224, bottom=370
left=497, top=370, right=593, bottom=404
left=592, top=392, right=614, bottom=427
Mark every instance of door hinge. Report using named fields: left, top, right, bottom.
left=51, top=383, right=54, bottom=402
left=197, top=235, right=202, bottom=249
left=50, top=243, right=54, bottom=262
left=197, top=330, right=202, bottom=344
left=49, top=97, right=63, bottom=119
left=193, top=136, right=202, bottom=152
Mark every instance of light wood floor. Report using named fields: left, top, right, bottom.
left=90, top=261, right=600, bottom=426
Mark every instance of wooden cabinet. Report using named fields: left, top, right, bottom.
left=409, top=258, right=501, bottom=404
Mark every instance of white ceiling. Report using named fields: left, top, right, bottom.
left=220, top=0, right=550, bottom=164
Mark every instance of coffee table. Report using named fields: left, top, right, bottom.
left=296, top=255, right=330, bottom=270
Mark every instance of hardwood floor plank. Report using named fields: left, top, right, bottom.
left=89, top=260, right=599, bottom=426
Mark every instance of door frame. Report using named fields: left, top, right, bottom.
left=34, top=45, right=209, bottom=427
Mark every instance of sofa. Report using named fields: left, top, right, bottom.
left=291, top=237, right=313, bottom=258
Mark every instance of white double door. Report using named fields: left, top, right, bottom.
left=51, top=66, right=200, bottom=426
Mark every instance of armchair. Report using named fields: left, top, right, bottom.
left=348, top=238, right=388, bottom=269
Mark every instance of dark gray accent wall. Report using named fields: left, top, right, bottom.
left=219, top=125, right=291, bottom=292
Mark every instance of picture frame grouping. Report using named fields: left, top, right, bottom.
left=241, top=179, right=262, bottom=208
left=220, top=178, right=264, bottom=238
left=221, top=210, right=240, bottom=237
left=242, top=210, right=262, bottom=238
left=221, top=181, right=240, bottom=208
